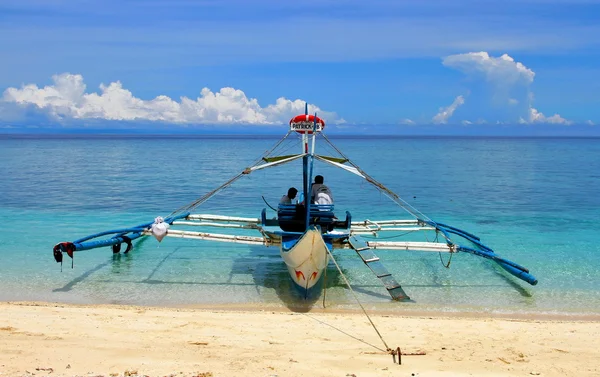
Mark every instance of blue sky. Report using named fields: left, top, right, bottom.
left=1, top=0, right=600, bottom=134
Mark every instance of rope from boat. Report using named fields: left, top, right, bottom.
left=167, top=172, right=246, bottom=218
left=325, top=247, right=392, bottom=354
left=261, top=195, right=277, bottom=212
left=267, top=133, right=301, bottom=158
left=249, top=130, right=293, bottom=166
left=167, top=132, right=293, bottom=218
left=432, top=231, right=452, bottom=268
left=320, top=133, right=434, bottom=224
left=439, top=251, right=453, bottom=268
left=322, top=265, right=328, bottom=308
left=360, top=230, right=414, bottom=240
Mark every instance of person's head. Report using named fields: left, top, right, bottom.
left=287, top=187, right=298, bottom=199
left=314, top=175, right=324, bottom=184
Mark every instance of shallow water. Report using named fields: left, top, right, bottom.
left=1, top=135, right=599, bottom=316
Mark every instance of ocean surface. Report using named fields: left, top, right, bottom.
left=1, top=134, right=599, bottom=317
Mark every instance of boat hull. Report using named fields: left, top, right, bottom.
left=280, top=228, right=330, bottom=298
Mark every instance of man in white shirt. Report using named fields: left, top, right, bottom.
left=310, top=175, right=333, bottom=205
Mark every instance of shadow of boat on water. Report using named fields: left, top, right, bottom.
left=52, top=236, right=153, bottom=293
left=52, top=239, right=354, bottom=312
left=228, top=245, right=356, bottom=312
left=51, top=236, right=534, bottom=309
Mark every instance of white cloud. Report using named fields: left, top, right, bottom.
left=586, top=120, right=595, bottom=125
left=432, top=95, right=465, bottom=124
left=443, top=52, right=535, bottom=85
left=399, top=118, right=416, bottom=125
left=440, top=51, right=571, bottom=125
left=2, top=73, right=340, bottom=125
left=520, top=107, right=572, bottom=125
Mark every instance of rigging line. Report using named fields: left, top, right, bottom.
left=325, top=247, right=392, bottom=353
left=359, top=230, right=414, bottom=240
left=321, top=133, right=426, bottom=220
left=167, top=132, right=292, bottom=218
left=276, top=137, right=303, bottom=156
left=315, top=134, right=339, bottom=157
left=267, top=137, right=299, bottom=160
left=265, top=138, right=291, bottom=158
left=167, top=172, right=246, bottom=218
left=320, top=133, right=433, bottom=223
left=323, top=138, right=346, bottom=159
left=250, top=131, right=293, bottom=166
left=168, top=150, right=304, bottom=218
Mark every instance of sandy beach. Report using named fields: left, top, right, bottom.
left=1, top=302, right=599, bottom=377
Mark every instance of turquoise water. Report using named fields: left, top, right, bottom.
left=1, top=134, right=599, bottom=316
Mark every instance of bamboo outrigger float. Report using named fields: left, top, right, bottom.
left=53, top=104, right=537, bottom=301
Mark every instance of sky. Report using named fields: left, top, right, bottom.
left=1, top=0, right=600, bottom=135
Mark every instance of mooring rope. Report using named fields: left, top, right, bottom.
left=325, top=247, right=392, bottom=354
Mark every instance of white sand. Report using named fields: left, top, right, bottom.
left=1, top=302, right=599, bottom=377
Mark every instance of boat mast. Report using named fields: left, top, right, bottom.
left=301, top=103, right=310, bottom=228
left=304, top=109, right=318, bottom=229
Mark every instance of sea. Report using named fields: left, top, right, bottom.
left=1, top=134, right=599, bottom=317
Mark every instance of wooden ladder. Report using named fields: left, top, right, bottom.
left=348, top=235, right=410, bottom=301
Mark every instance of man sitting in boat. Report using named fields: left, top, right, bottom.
left=280, top=187, right=298, bottom=204
left=310, top=175, right=333, bottom=205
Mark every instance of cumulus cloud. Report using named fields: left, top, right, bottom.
left=2, top=73, right=340, bottom=125
left=432, top=95, right=465, bottom=124
left=521, top=108, right=572, bottom=125
left=440, top=51, right=571, bottom=125
left=399, top=118, right=416, bottom=125
left=443, top=52, right=535, bottom=86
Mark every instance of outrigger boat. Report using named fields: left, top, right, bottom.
left=53, top=105, right=537, bottom=301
